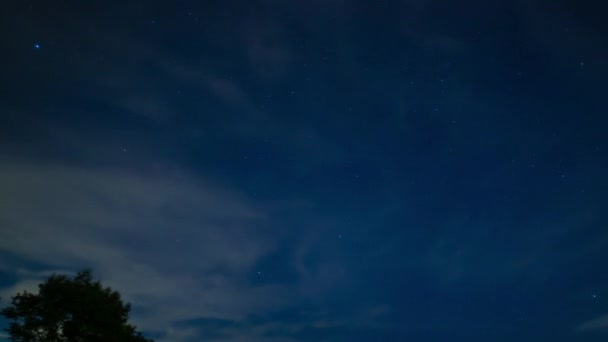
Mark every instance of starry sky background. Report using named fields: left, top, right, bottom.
left=1, top=0, right=607, bottom=341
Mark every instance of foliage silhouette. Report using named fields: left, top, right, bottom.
left=1, top=269, right=153, bottom=342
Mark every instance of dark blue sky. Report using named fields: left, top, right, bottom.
left=1, top=1, right=607, bottom=341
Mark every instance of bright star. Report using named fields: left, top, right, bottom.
left=34, top=44, right=40, bottom=49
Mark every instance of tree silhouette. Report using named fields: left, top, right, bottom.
left=0, top=270, right=153, bottom=342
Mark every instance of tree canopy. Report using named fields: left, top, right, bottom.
left=1, top=270, right=153, bottom=342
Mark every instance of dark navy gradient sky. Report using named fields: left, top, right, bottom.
left=1, top=1, right=608, bottom=341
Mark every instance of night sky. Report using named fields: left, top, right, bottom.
left=1, top=1, right=608, bottom=341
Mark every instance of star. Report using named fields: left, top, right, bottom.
left=34, top=43, right=40, bottom=49
left=592, top=294, right=597, bottom=299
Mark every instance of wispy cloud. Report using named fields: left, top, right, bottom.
left=0, top=160, right=290, bottom=340
left=576, top=314, right=608, bottom=332
left=0, top=157, right=394, bottom=341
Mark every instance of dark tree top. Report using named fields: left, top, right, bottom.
left=1, top=270, right=153, bottom=342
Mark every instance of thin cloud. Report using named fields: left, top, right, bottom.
left=0, top=159, right=388, bottom=341
left=576, top=314, right=608, bottom=332
left=0, top=160, right=288, bottom=339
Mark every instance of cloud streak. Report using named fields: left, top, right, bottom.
left=576, top=314, right=608, bottom=332
left=0, top=160, right=290, bottom=340
left=0, top=157, right=396, bottom=341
